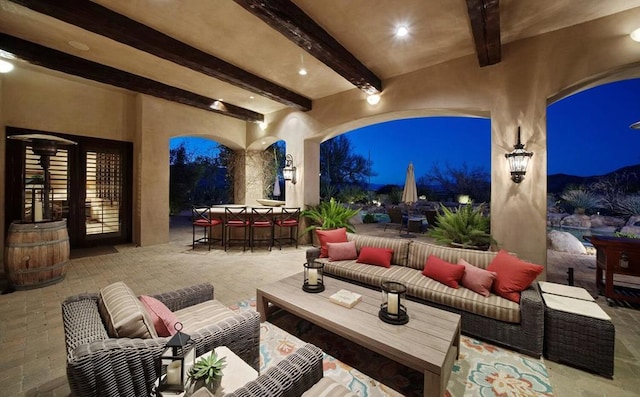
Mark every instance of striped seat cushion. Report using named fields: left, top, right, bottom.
left=347, top=233, right=411, bottom=266
left=175, top=300, right=238, bottom=332
left=321, top=260, right=520, bottom=323
left=407, top=240, right=498, bottom=270
left=98, top=281, right=158, bottom=339
left=302, top=377, right=357, bottom=397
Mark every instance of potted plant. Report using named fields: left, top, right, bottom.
left=185, top=350, right=227, bottom=396
left=427, top=203, right=496, bottom=250
left=301, top=198, right=361, bottom=234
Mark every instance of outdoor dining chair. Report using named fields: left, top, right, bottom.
left=249, top=207, right=274, bottom=251
left=224, top=206, right=249, bottom=251
left=274, top=207, right=301, bottom=249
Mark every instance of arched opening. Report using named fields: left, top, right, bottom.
left=546, top=78, right=640, bottom=289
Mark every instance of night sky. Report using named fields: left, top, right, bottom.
left=171, top=78, right=640, bottom=184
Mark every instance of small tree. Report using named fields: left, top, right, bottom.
left=422, top=162, right=490, bottom=203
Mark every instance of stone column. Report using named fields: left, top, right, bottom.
left=236, top=150, right=266, bottom=205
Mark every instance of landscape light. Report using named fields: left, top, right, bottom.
left=505, top=127, right=533, bottom=183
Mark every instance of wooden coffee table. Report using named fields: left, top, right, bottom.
left=257, top=274, right=461, bottom=396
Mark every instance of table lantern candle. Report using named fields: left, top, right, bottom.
left=303, top=261, right=325, bottom=293
left=157, top=322, right=195, bottom=393
left=379, top=281, right=409, bottom=325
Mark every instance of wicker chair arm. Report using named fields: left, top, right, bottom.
left=227, top=344, right=324, bottom=397
left=516, top=281, right=544, bottom=355
left=152, top=283, right=214, bottom=312
left=305, top=247, right=321, bottom=264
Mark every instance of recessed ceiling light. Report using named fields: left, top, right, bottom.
left=366, top=94, right=381, bottom=105
left=298, top=68, right=307, bottom=76
left=631, top=27, right=640, bottom=42
left=395, top=26, right=409, bottom=37
left=0, top=59, right=14, bottom=73
left=68, top=40, right=90, bottom=51
left=249, top=95, right=255, bottom=99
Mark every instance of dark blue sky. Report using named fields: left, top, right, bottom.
left=171, top=78, right=640, bottom=184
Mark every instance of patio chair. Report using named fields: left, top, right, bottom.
left=249, top=207, right=274, bottom=251
left=224, top=206, right=249, bottom=251
left=192, top=206, right=223, bottom=250
left=274, top=207, right=301, bottom=249
left=383, top=206, right=407, bottom=233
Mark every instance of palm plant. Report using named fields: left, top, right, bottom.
left=427, top=203, right=495, bottom=249
left=301, top=198, right=360, bottom=233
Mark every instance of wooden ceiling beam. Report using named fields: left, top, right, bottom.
left=465, top=0, right=502, bottom=67
left=234, top=0, right=382, bottom=94
left=0, top=34, right=264, bottom=123
left=10, top=0, right=311, bottom=111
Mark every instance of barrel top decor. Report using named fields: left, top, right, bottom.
left=4, top=220, right=70, bottom=290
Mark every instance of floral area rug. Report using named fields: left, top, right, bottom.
left=230, top=299, right=553, bottom=397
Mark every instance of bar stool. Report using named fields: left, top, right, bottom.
left=250, top=207, right=274, bottom=251
left=192, top=206, right=222, bottom=250
left=274, top=207, right=300, bottom=249
left=224, top=206, right=249, bottom=251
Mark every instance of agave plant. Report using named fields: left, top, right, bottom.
left=427, top=203, right=495, bottom=250
left=186, top=351, right=227, bottom=394
left=301, top=198, right=361, bottom=233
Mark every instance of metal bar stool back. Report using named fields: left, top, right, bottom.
left=274, top=207, right=301, bottom=249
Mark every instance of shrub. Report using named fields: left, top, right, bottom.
left=614, top=194, right=640, bottom=216
left=427, top=203, right=496, bottom=249
left=560, top=189, right=604, bottom=214
left=362, top=213, right=376, bottom=223
left=301, top=198, right=361, bottom=233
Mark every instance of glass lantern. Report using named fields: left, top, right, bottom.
left=302, top=261, right=325, bottom=293
left=157, top=323, right=195, bottom=393
left=379, top=281, right=409, bottom=325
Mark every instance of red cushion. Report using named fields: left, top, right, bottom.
left=458, top=258, right=497, bottom=297
left=327, top=241, right=358, bottom=261
left=422, top=255, right=465, bottom=288
left=316, top=228, right=348, bottom=258
left=356, top=246, right=394, bottom=268
left=487, top=250, right=544, bottom=303
left=139, top=295, right=179, bottom=337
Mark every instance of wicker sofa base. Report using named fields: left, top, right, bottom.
left=544, top=305, right=615, bottom=378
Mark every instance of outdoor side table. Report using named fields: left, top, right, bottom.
left=542, top=292, right=615, bottom=378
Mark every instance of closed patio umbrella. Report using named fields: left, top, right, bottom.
left=402, top=162, right=418, bottom=205
left=273, top=174, right=281, bottom=198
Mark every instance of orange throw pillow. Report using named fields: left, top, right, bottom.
left=356, top=246, right=394, bottom=268
left=315, top=228, right=348, bottom=258
left=487, top=250, right=543, bottom=303
left=422, top=255, right=465, bottom=288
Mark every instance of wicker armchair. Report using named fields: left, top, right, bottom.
left=62, top=283, right=261, bottom=397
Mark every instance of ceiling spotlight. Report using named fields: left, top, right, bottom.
left=298, top=68, right=307, bottom=76
left=367, top=94, right=381, bottom=105
left=259, top=122, right=267, bottom=131
left=0, top=59, right=14, bottom=73
left=631, top=27, right=640, bottom=42
left=249, top=95, right=255, bottom=99
left=396, top=26, right=409, bottom=37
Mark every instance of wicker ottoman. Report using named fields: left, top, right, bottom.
left=542, top=291, right=615, bottom=378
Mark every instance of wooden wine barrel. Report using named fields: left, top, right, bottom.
left=4, top=220, right=70, bottom=290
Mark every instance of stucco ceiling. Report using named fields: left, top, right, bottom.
left=1, top=0, right=639, bottom=118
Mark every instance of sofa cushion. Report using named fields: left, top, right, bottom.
left=302, top=377, right=357, bottom=396
left=98, top=281, right=157, bottom=338
left=357, top=246, right=393, bottom=268
left=175, top=300, right=238, bottom=333
left=316, top=228, right=348, bottom=257
left=347, top=233, right=410, bottom=267
left=140, top=295, right=179, bottom=337
left=422, top=255, right=465, bottom=288
left=408, top=240, right=497, bottom=270
left=488, top=250, right=544, bottom=303
left=327, top=241, right=358, bottom=261
left=459, top=259, right=497, bottom=297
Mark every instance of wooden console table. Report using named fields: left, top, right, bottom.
left=588, top=235, right=640, bottom=304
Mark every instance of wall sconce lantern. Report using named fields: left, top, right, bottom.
left=282, top=154, right=297, bottom=184
left=505, top=127, right=533, bottom=183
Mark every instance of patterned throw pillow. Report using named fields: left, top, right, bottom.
left=98, top=281, right=157, bottom=338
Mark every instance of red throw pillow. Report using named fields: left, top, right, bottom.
left=487, top=250, right=544, bottom=303
left=316, top=228, right=348, bottom=258
left=356, top=246, right=393, bottom=268
left=139, top=295, right=179, bottom=337
left=458, top=258, right=497, bottom=297
left=422, top=255, right=465, bottom=288
left=327, top=241, right=358, bottom=261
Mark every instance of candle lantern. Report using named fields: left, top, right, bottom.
left=379, top=281, right=409, bottom=325
left=303, top=261, right=325, bottom=293
left=157, top=322, right=195, bottom=394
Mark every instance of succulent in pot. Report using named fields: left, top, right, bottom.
left=185, top=350, right=227, bottom=396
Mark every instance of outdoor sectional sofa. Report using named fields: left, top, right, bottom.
left=62, top=282, right=324, bottom=397
left=306, top=233, right=544, bottom=357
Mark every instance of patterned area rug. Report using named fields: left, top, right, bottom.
left=230, top=299, right=553, bottom=397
